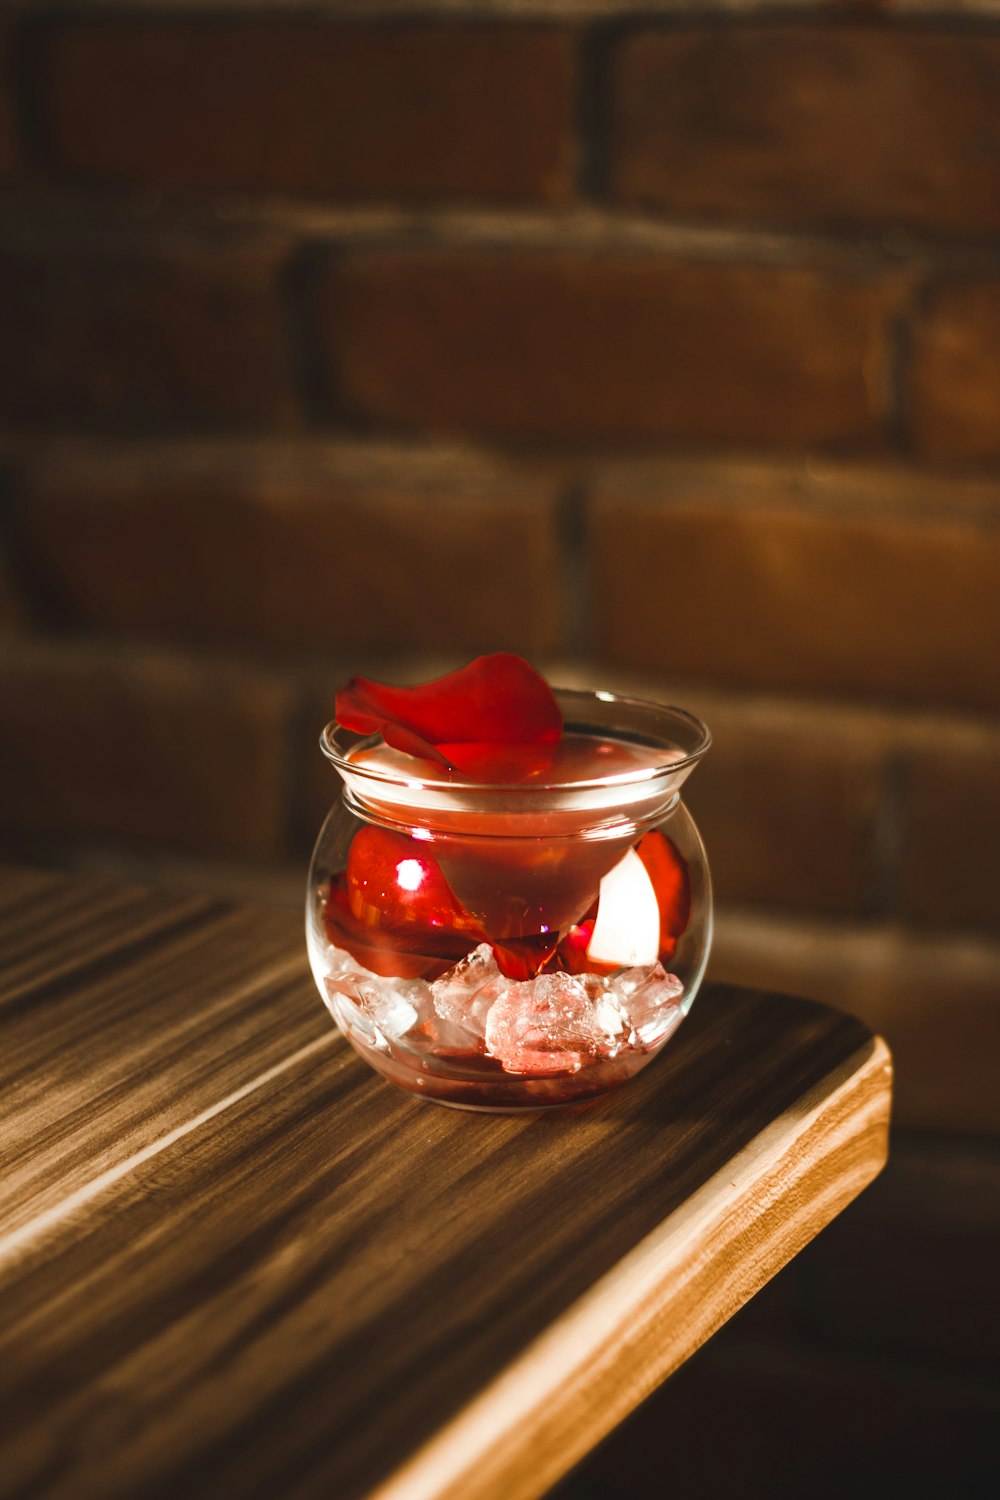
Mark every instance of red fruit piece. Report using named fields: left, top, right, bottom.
left=333, top=827, right=474, bottom=979
left=335, top=654, right=562, bottom=780
left=635, top=830, right=691, bottom=959
left=347, top=825, right=479, bottom=940
left=322, top=873, right=435, bottom=978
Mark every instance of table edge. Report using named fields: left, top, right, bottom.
left=370, top=1031, right=893, bottom=1500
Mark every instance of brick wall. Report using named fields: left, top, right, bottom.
left=2, top=5, right=997, bottom=1482
left=1, top=2, right=998, bottom=1145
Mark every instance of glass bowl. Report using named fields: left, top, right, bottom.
left=306, top=687, right=712, bottom=1111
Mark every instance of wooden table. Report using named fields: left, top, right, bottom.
left=0, top=865, right=891, bottom=1500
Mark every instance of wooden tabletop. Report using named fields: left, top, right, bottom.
left=0, top=865, right=891, bottom=1500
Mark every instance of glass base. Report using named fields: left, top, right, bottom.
left=330, top=997, right=683, bottom=1112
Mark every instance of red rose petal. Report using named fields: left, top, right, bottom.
left=336, top=654, right=562, bottom=777
left=435, top=740, right=560, bottom=782
left=635, top=830, right=691, bottom=959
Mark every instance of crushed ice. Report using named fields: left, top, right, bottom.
left=432, top=943, right=498, bottom=1041
left=322, top=939, right=684, bottom=1075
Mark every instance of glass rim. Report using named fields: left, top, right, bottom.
left=320, top=685, right=711, bottom=795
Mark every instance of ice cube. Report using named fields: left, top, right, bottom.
left=592, top=991, right=629, bottom=1050
left=432, top=942, right=500, bottom=1042
left=325, top=987, right=381, bottom=1049
left=484, top=971, right=615, bottom=1076
left=355, top=976, right=421, bottom=1041
left=323, top=945, right=429, bottom=1045
left=611, top=962, right=685, bottom=1049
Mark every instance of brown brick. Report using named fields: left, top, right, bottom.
left=711, top=911, right=1000, bottom=1133
left=684, top=701, right=886, bottom=919
left=0, top=642, right=292, bottom=858
left=318, top=250, right=896, bottom=448
left=899, top=731, right=1000, bottom=938
left=589, top=495, right=1000, bottom=713
left=611, top=28, right=1000, bottom=236
left=0, top=26, right=16, bottom=179
left=40, top=21, right=575, bottom=203
left=13, top=448, right=563, bottom=653
left=0, top=244, right=297, bottom=432
left=910, top=281, right=1000, bottom=463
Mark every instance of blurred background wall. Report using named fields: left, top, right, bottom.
left=0, top=1, right=997, bottom=1492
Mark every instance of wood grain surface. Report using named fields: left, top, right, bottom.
left=0, top=865, right=891, bottom=1500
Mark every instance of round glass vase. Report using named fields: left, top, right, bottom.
left=305, top=688, right=712, bottom=1112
